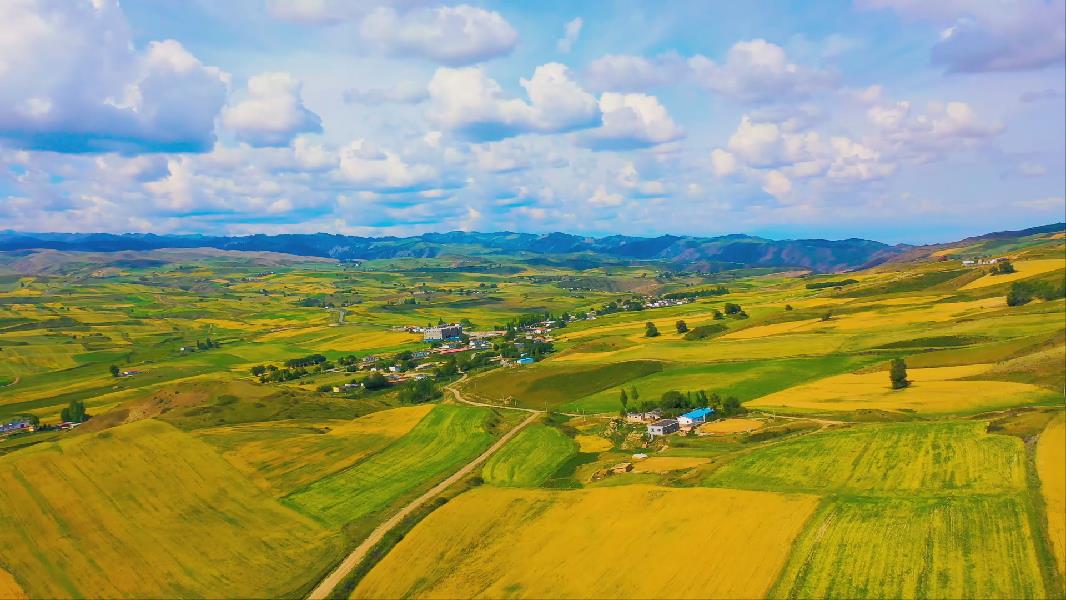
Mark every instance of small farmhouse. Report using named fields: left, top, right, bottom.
left=647, top=418, right=680, bottom=437
left=424, top=324, right=463, bottom=341
left=677, top=407, right=714, bottom=427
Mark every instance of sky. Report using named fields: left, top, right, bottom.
left=0, top=0, right=1063, bottom=244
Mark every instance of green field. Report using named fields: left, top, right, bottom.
left=482, top=424, right=578, bottom=486
left=283, top=404, right=493, bottom=526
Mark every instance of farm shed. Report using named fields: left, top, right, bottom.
left=647, top=419, right=679, bottom=437
left=677, top=407, right=714, bottom=427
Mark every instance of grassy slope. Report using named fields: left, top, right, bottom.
left=1037, top=413, right=1066, bottom=592
left=481, top=424, right=578, bottom=487
left=284, top=404, right=492, bottom=528
left=0, top=419, right=341, bottom=599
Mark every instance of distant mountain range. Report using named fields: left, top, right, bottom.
left=0, top=223, right=1061, bottom=274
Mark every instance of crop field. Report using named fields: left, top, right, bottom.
left=0, top=420, right=340, bottom=599
left=705, top=421, right=1027, bottom=494
left=959, top=259, right=1065, bottom=290
left=770, top=495, right=1048, bottom=599
left=482, top=424, right=577, bottom=486
left=1037, top=414, right=1066, bottom=585
left=463, top=360, right=663, bottom=410
left=747, top=363, right=1056, bottom=414
left=194, top=405, right=434, bottom=495
left=699, top=417, right=765, bottom=434
left=284, top=404, right=492, bottom=526
left=353, top=485, right=819, bottom=599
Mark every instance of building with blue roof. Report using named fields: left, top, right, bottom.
left=677, top=407, right=715, bottom=427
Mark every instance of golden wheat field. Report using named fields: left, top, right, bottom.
left=960, top=259, right=1066, bottom=290
left=0, top=420, right=341, bottom=599
left=747, top=364, right=1050, bottom=413
left=353, top=485, right=819, bottom=599
left=1037, top=413, right=1066, bottom=587
left=630, top=456, right=710, bottom=472
left=699, top=418, right=765, bottom=434
left=574, top=434, right=614, bottom=452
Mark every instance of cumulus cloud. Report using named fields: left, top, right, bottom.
left=427, top=63, right=600, bottom=140
left=689, top=39, right=836, bottom=102
left=582, top=53, right=688, bottom=92
left=581, top=93, right=684, bottom=150
left=0, top=0, right=228, bottom=153
left=710, top=149, right=739, bottom=178
left=859, top=0, right=1066, bottom=72
left=222, top=73, right=322, bottom=147
left=867, top=99, right=1003, bottom=158
left=557, top=17, right=583, bottom=53
left=338, top=139, right=442, bottom=192
left=761, top=170, right=792, bottom=199
left=360, top=5, right=517, bottom=66
left=588, top=184, right=624, bottom=206
left=343, top=80, right=429, bottom=104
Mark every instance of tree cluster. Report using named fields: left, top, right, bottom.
left=60, top=399, right=88, bottom=423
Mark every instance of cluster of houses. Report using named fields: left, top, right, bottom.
left=961, top=257, right=1008, bottom=267
left=0, top=418, right=35, bottom=435
left=638, top=407, right=716, bottom=437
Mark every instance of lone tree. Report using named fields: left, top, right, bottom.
left=821, top=311, right=833, bottom=321
left=619, top=388, right=629, bottom=415
left=675, top=319, right=689, bottom=334
left=784, top=304, right=793, bottom=311
left=60, top=399, right=87, bottom=423
left=990, top=260, right=1015, bottom=275
left=109, top=364, right=120, bottom=378
left=645, top=322, right=660, bottom=337
left=890, top=358, right=910, bottom=389
left=629, top=386, right=639, bottom=404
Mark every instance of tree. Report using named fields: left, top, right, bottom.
left=250, top=365, right=266, bottom=377
left=645, top=322, right=660, bottom=337
left=722, top=396, right=742, bottom=416
left=990, top=260, right=1015, bottom=275
left=724, top=303, right=742, bottom=315
left=109, top=364, right=120, bottom=378
left=785, top=304, right=793, bottom=311
left=821, top=311, right=833, bottom=321
left=619, top=389, right=629, bottom=415
left=362, top=371, right=389, bottom=390
left=60, top=399, right=87, bottom=423
left=675, top=319, right=689, bottom=334
left=890, top=358, right=909, bottom=389
left=712, top=309, right=724, bottom=320
left=630, top=386, right=639, bottom=404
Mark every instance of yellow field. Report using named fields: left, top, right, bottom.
left=699, top=418, right=765, bottom=434
left=960, top=259, right=1066, bottom=290
left=315, top=329, right=422, bottom=351
left=631, top=456, right=710, bottom=472
left=721, top=318, right=822, bottom=340
left=1037, top=413, right=1066, bottom=587
left=575, top=433, right=613, bottom=453
left=353, top=485, right=818, bottom=599
left=0, top=568, right=26, bottom=600
left=195, top=405, right=434, bottom=495
left=0, top=419, right=340, bottom=598
left=748, top=364, right=1050, bottom=413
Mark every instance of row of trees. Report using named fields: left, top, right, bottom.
left=621, top=386, right=743, bottom=418
left=1007, top=279, right=1065, bottom=306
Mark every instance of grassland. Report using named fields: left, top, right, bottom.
left=482, top=424, right=578, bottom=486
left=1037, top=413, right=1066, bottom=588
left=352, top=485, right=819, bottom=599
left=0, top=419, right=341, bottom=599
left=284, top=404, right=493, bottom=527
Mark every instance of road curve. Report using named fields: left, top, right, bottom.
left=306, top=408, right=539, bottom=599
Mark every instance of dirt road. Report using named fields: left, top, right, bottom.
left=306, top=409, right=539, bottom=599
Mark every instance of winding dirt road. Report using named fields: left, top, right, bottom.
left=306, top=406, right=538, bottom=599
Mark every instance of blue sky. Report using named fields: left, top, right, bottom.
left=0, top=0, right=1063, bottom=243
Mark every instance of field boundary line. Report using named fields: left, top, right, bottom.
left=306, top=408, right=538, bottom=599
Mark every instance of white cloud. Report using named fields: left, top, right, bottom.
left=859, top=0, right=1066, bottom=72
left=689, top=39, right=836, bottom=102
left=727, top=117, right=782, bottom=166
left=581, top=93, right=684, bottom=150
left=557, top=17, right=583, bottom=53
left=360, top=5, right=517, bottom=66
left=867, top=99, right=1003, bottom=157
left=427, top=63, right=600, bottom=140
left=582, top=53, right=688, bottom=92
left=0, top=0, right=228, bottom=153
left=343, top=80, right=428, bottom=104
left=222, top=72, right=322, bottom=147
left=338, top=139, right=441, bottom=192
left=1016, top=196, right=1065, bottom=210
left=588, top=185, right=624, bottom=206
left=710, top=149, right=738, bottom=178
left=761, top=170, right=792, bottom=199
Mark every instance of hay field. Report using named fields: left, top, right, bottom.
left=960, top=259, right=1066, bottom=290
left=353, top=485, right=818, bottom=599
left=0, top=419, right=340, bottom=599
left=1037, top=413, right=1066, bottom=585
left=747, top=364, right=1052, bottom=414
left=770, top=495, right=1048, bottom=599
left=482, top=424, right=577, bottom=486
left=705, top=422, right=1026, bottom=494
left=284, top=404, right=492, bottom=526
left=195, top=405, right=434, bottom=495
left=574, top=433, right=613, bottom=452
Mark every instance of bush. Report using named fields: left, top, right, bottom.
left=683, top=323, right=727, bottom=340
left=1007, top=279, right=1065, bottom=306
left=645, top=322, right=660, bottom=338
left=805, top=278, right=858, bottom=290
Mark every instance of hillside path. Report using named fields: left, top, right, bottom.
left=306, top=408, right=539, bottom=599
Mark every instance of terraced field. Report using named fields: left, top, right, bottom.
left=353, top=485, right=820, bottom=599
